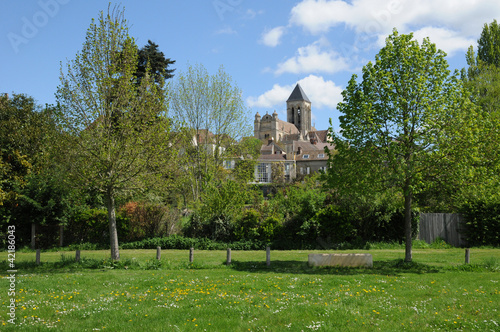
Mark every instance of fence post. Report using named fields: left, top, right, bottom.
left=266, top=246, right=271, bottom=267
left=31, top=223, right=36, bottom=250
left=226, top=248, right=231, bottom=266
left=75, top=250, right=80, bottom=262
left=59, top=225, right=64, bottom=247
left=156, top=247, right=161, bottom=260
left=189, top=248, right=194, bottom=263
left=36, top=249, right=41, bottom=265
left=465, top=248, right=470, bottom=264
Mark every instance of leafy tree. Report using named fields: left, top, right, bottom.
left=170, top=63, right=251, bottom=201
left=476, top=19, right=500, bottom=67
left=460, top=20, right=500, bottom=205
left=56, top=6, right=171, bottom=260
left=136, top=40, right=175, bottom=85
left=325, top=30, right=476, bottom=261
left=0, top=94, right=56, bottom=219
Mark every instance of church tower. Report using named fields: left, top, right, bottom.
left=286, top=84, right=311, bottom=137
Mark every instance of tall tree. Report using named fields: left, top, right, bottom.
left=460, top=20, right=500, bottom=203
left=136, top=40, right=175, bottom=85
left=170, top=63, right=250, bottom=202
left=476, top=19, right=500, bottom=67
left=56, top=6, right=171, bottom=260
left=325, top=30, right=476, bottom=262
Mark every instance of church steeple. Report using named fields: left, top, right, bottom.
left=287, top=83, right=310, bottom=103
left=286, top=84, right=311, bottom=138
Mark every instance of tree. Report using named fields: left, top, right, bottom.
left=170, top=63, right=250, bottom=202
left=325, top=30, right=476, bottom=262
left=460, top=20, right=500, bottom=204
left=136, top=40, right=175, bottom=85
left=476, top=19, right=500, bottom=67
left=56, top=6, right=171, bottom=260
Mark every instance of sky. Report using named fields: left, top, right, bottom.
left=2, top=0, right=500, bottom=133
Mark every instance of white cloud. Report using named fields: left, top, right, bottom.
left=288, top=0, right=500, bottom=54
left=247, top=75, right=343, bottom=110
left=247, top=84, right=291, bottom=108
left=261, top=26, right=286, bottom=47
left=412, top=27, right=476, bottom=56
left=275, top=38, right=350, bottom=74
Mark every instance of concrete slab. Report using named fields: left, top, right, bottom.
left=308, top=253, right=373, bottom=268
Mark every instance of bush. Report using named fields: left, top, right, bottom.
left=460, top=201, right=500, bottom=247
left=65, top=208, right=128, bottom=245
left=120, top=202, right=181, bottom=242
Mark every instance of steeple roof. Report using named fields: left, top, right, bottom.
left=286, top=83, right=310, bottom=103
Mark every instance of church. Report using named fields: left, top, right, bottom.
left=253, top=84, right=333, bottom=183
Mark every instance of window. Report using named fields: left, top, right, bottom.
left=307, top=167, right=310, bottom=175
left=318, top=153, right=325, bottom=158
left=302, top=154, right=310, bottom=159
left=257, top=163, right=269, bottom=183
left=319, top=166, right=327, bottom=172
left=223, top=160, right=234, bottom=169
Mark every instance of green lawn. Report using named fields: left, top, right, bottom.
left=1, top=248, right=499, bottom=331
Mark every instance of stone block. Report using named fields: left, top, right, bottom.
left=308, top=253, right=373, bottom=268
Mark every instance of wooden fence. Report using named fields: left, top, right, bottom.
left=418, top=213, right=467, bottom=247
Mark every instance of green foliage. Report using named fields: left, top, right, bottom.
left=56, top=6, right=172, bottom=259
left=136, top=40, right=175, bottom=85
left=460, top=200, right=500, bottom=247
left=120, top=234, right=266, bottom=250
left=313, top=205, right=355, bottom=244
left=234, top=209, right=260, bottom=240
left=476, top=19, right=500, bottom=67
left=325, top=29, right=476, bottom=261
left=65, top=208, right=128, bottom=246
left=170, top=63, right=251, bottom=202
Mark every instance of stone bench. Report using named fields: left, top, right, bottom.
left=308, top=253, right=373, bottom=268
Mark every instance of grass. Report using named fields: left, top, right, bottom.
left=1, top=248, right=499, bottom=331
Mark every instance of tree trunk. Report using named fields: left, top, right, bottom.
left=404, top=182, right=413, bottom=262
left=107, top=190, right=120, bottom=260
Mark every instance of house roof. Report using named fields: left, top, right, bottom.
left=287, top=83, right=311, bottom=103
left=308, top=130, right=329, bottom=143
left=258, top=154, right=288, bottom=161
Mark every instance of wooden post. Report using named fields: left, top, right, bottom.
left=266, top=246, right=271, bottom=267
left=76, top=250, right=81, bottom=262
left=59, top=225, right=64, bottom=247
left=189, top=248, right=194, bottom=263
left=36, top=249, right=41, bottom=265
left=465, top=248, right=470, bottom=264
left=31, top=223, right=36, bottom=250
left=226, top=248, right=231, bottom=265
left=156, top=246, right=161, bottom=260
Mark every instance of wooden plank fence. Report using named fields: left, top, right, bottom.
left=418, top=213, right=467, bottom=247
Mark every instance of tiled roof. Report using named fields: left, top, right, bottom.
left=258, top=154, right=287, bottom=161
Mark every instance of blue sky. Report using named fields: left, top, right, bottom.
left=1, top=0, right=499, bottom=132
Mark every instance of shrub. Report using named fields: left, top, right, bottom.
left=460, top=201, right=500, bottom=246
left=120, top=202, right=181, bottom=242
left=65, top=208, right=128, bottom=245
